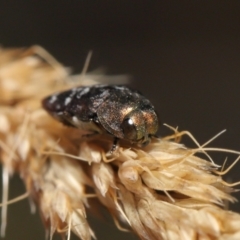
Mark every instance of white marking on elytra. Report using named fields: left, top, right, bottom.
left=63, top=88, right=77, bottom=105
left=49, top=95, right=58, bottom=104
left=64, top=97, right=72, bottom=106
left=99, top=89, right=110, bottom=98
left=114, top=86, right=126, bottom=90
left=69, top=88, right=77, bottom=96
left=76, top=87, right=90, bottom=99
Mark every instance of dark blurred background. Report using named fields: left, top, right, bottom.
left=1, top=1, right=240, bottom=239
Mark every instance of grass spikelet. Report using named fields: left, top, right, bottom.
left=0, top=46, right=240, bottom=239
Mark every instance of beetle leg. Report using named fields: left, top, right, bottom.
left=110, top=137, right=119, bottom=153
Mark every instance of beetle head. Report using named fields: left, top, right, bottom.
left=120, top=108, right=158, bottom=146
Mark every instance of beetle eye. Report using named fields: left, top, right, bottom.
left=121, top=118, right=137, bottom=140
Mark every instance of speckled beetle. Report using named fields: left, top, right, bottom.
left=42, top=85, right=159, bottom=151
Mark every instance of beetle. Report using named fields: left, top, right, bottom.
left=42, top=85, right=159, bottom=152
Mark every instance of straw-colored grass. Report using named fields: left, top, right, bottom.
left=0, top=46, right=240, bottom=240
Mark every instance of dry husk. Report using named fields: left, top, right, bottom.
left=0, top=46, right=240, bottom=240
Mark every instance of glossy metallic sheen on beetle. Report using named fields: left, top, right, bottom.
left=42, top=85, right=159, bottom=147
